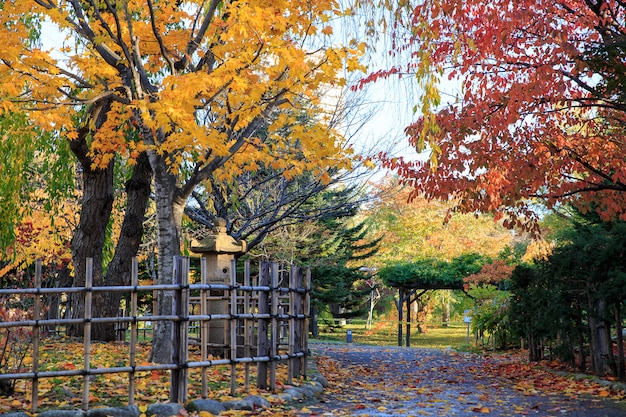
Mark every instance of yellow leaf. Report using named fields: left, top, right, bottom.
left=199, top=411, right=216, bottom=417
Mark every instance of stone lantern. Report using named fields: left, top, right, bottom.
left=191, top=218, right=246, bottom=356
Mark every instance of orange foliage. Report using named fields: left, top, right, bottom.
left=364, top=178, right=514, bottom=265
left=463, top=260, right=515, bottom=290
left=0, top=192, right=76, bottom=278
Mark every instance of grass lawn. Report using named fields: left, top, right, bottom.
left=311, top=320, right=472, bottom=349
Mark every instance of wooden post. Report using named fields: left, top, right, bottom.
left=406, top=294, right=411, bottom=347
left=257, top=261, right=270, bottom=389
left=303, top=268, right=311, bottom=378
left=229, top=259, right=238, bottom=396
left=397, top=288, right=403, bottom=347
left=290, top=265, right=304, bottom=379
left=288, top=266, right=296, bottom=385
left=200, top=257, right=209, bottom=398
left=170, top=257, right=189, bottom=403
left=270, top=262, right=279, bottom=391
left=31, top=259, right=42, bottom=413
left=129, top=257, right=139, bottom=406
left=82, top=258, right=93, bottom=411
left=243, top=260, right=252, bottom=391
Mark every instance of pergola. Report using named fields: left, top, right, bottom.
left=387, top=278, right=464, bottom=347
left=378, top=255, right=485, bottom=347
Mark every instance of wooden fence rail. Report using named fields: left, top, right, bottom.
left=0, top=257, right=310, bottom=412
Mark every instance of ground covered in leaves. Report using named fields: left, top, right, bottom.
left=299, top=343, right=626, bottom=416
left=0, top=337, right=299, bottom=415
left=4, top=338, right=626, bottom=416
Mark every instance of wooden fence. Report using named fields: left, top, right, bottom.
left=0, top=257, right=310, bottom=412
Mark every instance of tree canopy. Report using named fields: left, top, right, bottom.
left=378, top=253, right=485, bottom=290
left=375, top=0, right=626, bottom=233
left=363, top=178, right=515, bottom=265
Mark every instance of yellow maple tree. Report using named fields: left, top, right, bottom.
left=0, top=0, right=366, bottom=361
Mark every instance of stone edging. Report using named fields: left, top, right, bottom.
left=549, top=369, right=626, bottom=393
left=0, top=356, right=328, bottom=417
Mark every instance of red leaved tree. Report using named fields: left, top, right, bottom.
left=371, top=1, right=626, bottom=233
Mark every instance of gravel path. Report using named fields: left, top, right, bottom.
left=296, top=343, right=626, bottom=417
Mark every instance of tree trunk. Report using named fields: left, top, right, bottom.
left=616, top=303, right=625, bottom=382
left=310, top=307, right=319, bottom=338
left=406, top=296, right=411, bottom=347
left=442, top=296, right=450, bottom=327
left=68, top=162, right=113, bottom=337
left=588, top=299, right=612, bottom=376
left=67, top=101, right=114, bottom=338
left=528, top=332, right=542, bottom=362
left=603, top=316, right=617, bottom=376
left=91, top=153, right=152, bottom=341
left=149, top=157, right=186, bottom=363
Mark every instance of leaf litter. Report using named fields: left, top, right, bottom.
left=0, top=338, right=304, bottom=416
left=296, top=343, right=626, bottom=416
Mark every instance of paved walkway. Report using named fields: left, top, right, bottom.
left=297, top=343, right=626, bottom=416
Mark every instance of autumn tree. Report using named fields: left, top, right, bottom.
left=0, top=111, right=75, bottom=257
left=0, top=109, right=76, bottom=294
left=371, top=1, right=626, bottom=232
left=184, top=80, right=383, bottom=251
left=378, top=253, right=486, bottom=346
left=0, top=1, right=366, bottom=362
left=363, top=177, right=514, bottom=266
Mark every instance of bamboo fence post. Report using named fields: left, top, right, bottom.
left=31, top=259, right=42, bottom=413
left=129, top=257, right=139, bottom=406
left=243, top=260, right=251, bottom=391
left=170, top=257, right=189, bottom=403
left=270, top=262, right=279, bottom=391
left=200, top=257, right=209, bottom=398
left=287, top=265, right=295, bottom=384
left=82, top=258, right=93, bottom=411
left=171, top=256, right=189, bottom=403
left=257, top=261, right=270, bottom=389
left=303, top=268, right=311, bottom=378
left=170, top=256, right=181, bottom=402
left=229, top=258, right=238, bottom=396
left=181, top=257, right=190, bottom=401
left=292, top=265, right=304, bottom=379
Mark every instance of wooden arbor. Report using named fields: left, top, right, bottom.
left=392, top=281, right=463, bottom=347
left=379, top=255, right=484, bottom=347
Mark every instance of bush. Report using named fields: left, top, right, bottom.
left=0, top=296, right=35, bottom=396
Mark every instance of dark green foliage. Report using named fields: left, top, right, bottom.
left=309, top=218, right=380, bottom=319
left=508, top=263, right=582, bottom=363
left=508, top=208, right=626, bottom=377
left=378, top=253, right=486, bottom=289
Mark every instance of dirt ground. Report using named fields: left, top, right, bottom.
left=295, top=343, right=626, bottom=417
